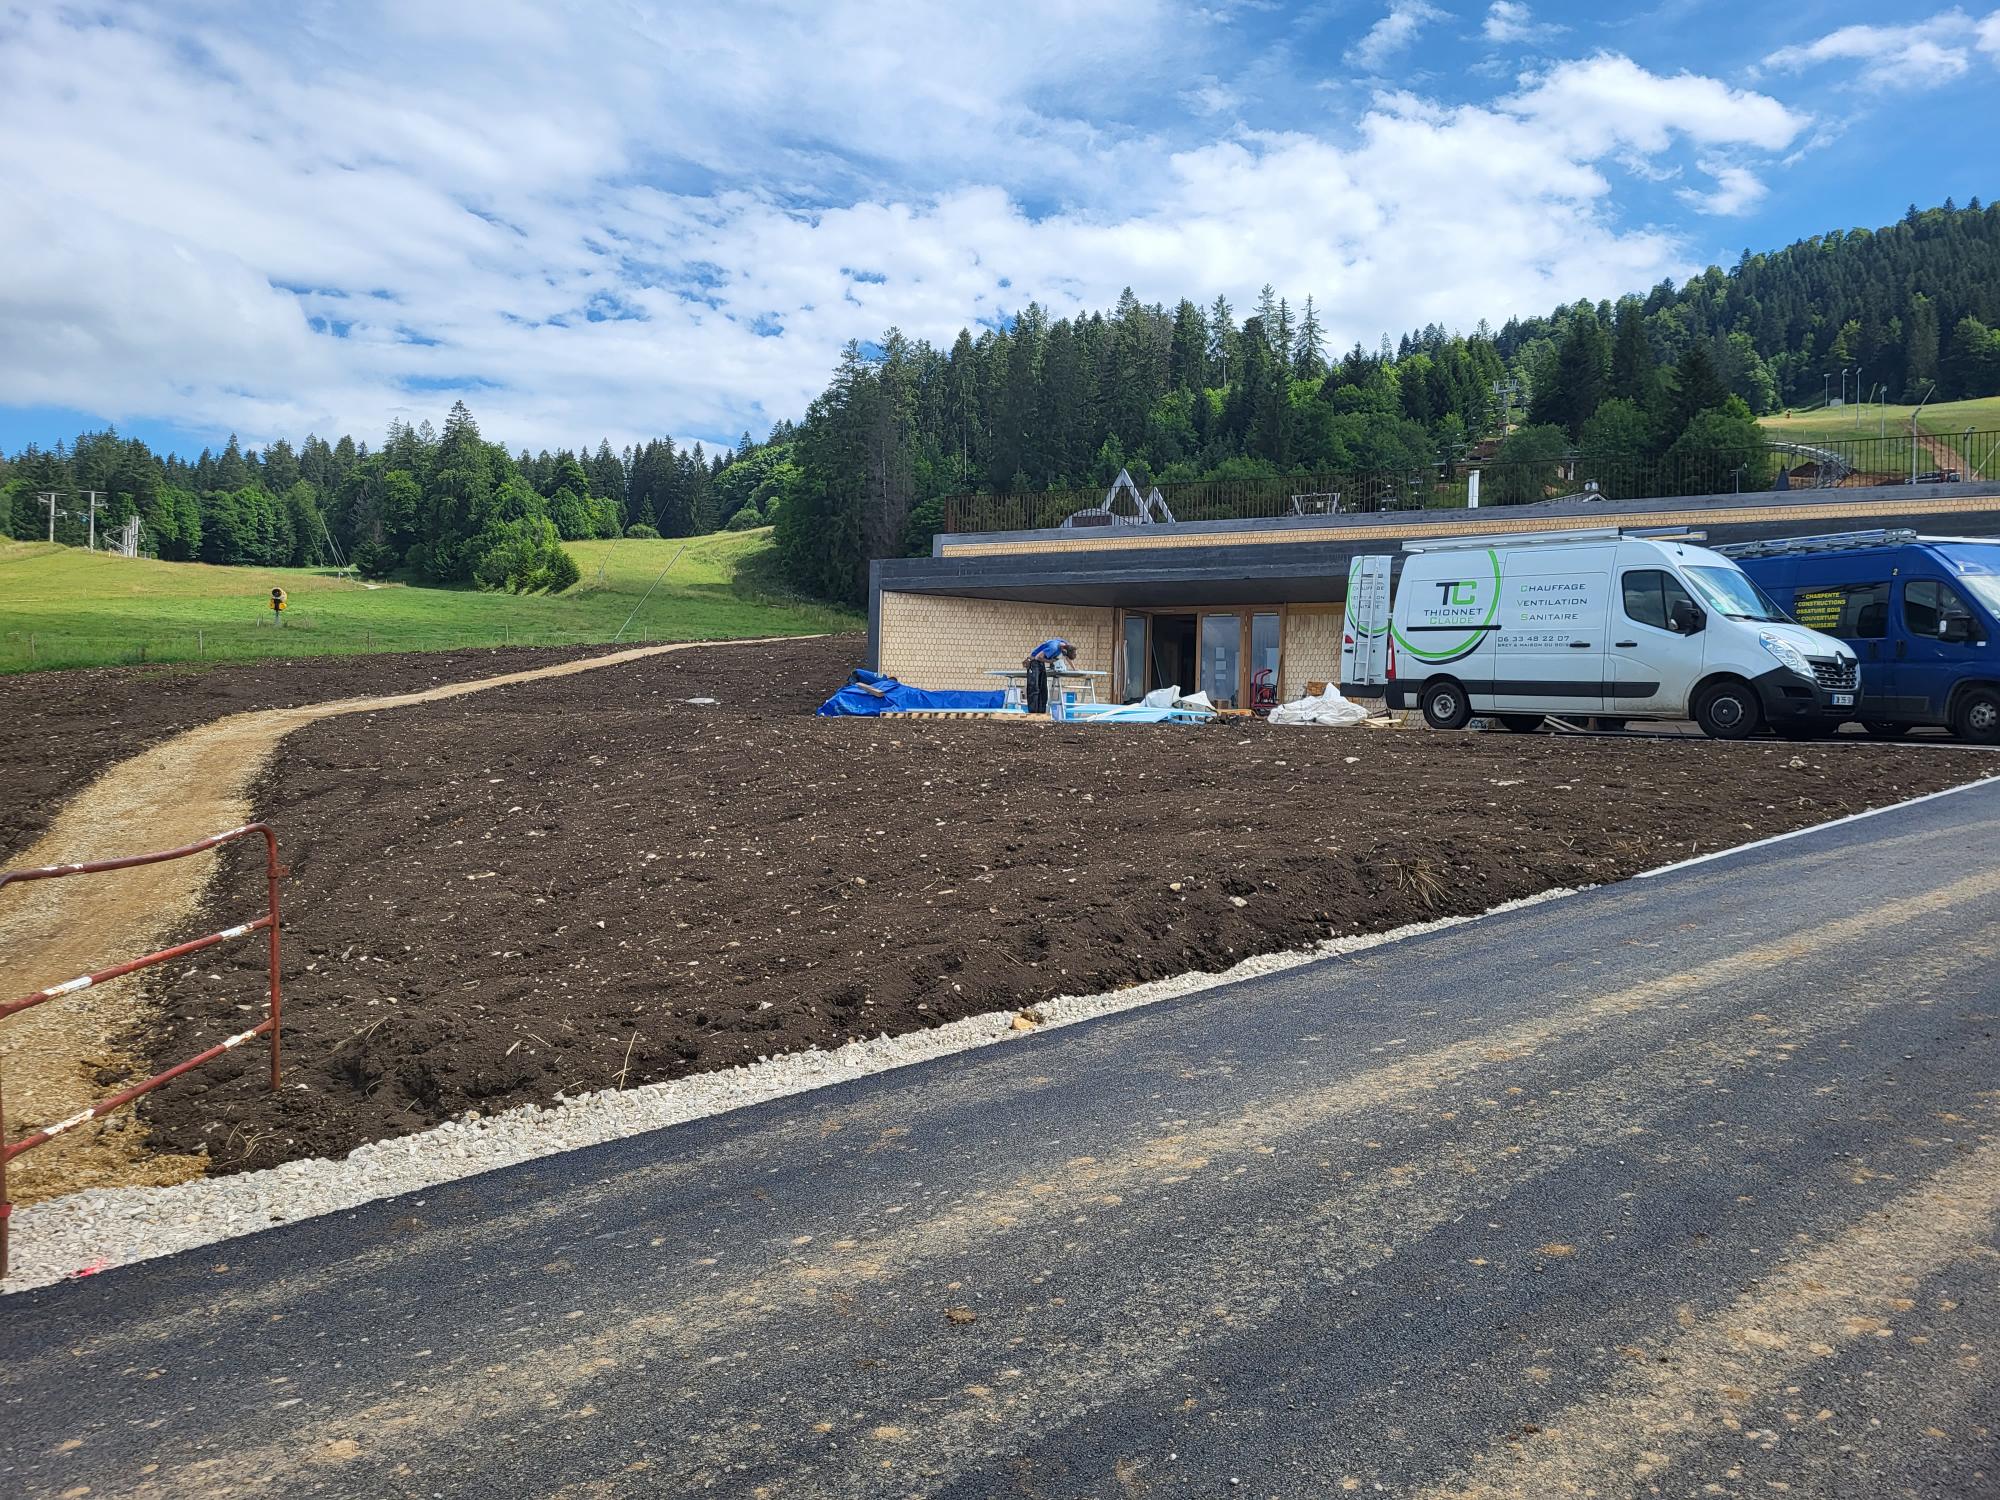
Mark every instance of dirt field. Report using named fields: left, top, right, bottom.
left=0, top=644, right=613, bottom=862
left=123, top=634, right=1990, bottom=1177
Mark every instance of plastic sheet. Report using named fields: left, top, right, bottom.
left=816, top=669, right=1007, bottom=717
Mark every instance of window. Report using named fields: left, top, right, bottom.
left=1200, top=613, right=1242, bottom=706
left=1793, top=582, right=1889, bottom=638
left=1904, top=579, right=1977, bottom=639
left=1621, top=569, right=1698, bottom=631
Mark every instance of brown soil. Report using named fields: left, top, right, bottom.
left=128, top=634, right=1988, bottom=1178
left=0, top=645, right=614, bottom=863
left=0, top=638, right=829, bottom=1203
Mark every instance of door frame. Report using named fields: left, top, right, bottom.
left=1115, top=604, right=1290, bottom=708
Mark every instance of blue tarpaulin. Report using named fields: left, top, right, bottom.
left=816, top=668, right=1007, bottom=717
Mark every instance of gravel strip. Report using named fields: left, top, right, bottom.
left=4, top=888, right=1573, bottom=1292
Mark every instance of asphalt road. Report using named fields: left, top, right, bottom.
left=6, top=783, right=2000, bottom=1499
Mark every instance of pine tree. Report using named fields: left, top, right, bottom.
left=215, top=435, right=250, bottom=491
left=1254, top=285, right=1279, bottom=341
left=1904, top=293, right=1940, bottom=399
left=1293, top=296, right=1327, bottom=380
left=1666, top=342, right=1731, bottom=440
left=1168, top=300, right=1208, bottom=393
left=1207, top=295, right=1236, bottom=386
left=1608, top=301, right=1660, bottom=412
left=588, top=439, right=627, bottom=522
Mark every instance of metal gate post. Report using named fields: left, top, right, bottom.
left=0, top=823, right=287, bottom=1279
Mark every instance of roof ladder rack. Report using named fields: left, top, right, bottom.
left=1714, top=528, right=1918, bottom=560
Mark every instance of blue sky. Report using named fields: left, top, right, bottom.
left=1, top=0, right=1994, bottom=460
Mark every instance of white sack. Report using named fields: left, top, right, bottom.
left=1269, top=683, right=1370, bottom=727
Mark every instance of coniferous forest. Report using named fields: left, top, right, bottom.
left=5, top=201, right=1999, bottom=608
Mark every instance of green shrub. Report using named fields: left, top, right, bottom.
left=353, top=536, right=399, bottom=579
left=624, top=522, right=660, bottom=539
left=543, top=546, right=581, bottom=593
left=472, top=516, right=577, bottom=593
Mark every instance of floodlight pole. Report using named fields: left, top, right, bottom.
left=36, top=492, right=58, bottom=543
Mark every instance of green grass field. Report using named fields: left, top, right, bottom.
left=1761, top=395, right=2000, bottom=478
left=0, top=529, right=862, bottom=673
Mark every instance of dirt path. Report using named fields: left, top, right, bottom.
left=0, top=640, right=804, bottom=1205
left=0, top=644, right=626, bottom=863
left=1917, top=429, right=1984, bottom=479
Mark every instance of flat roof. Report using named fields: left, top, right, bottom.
left=880, top=484, right=2000, bottom=612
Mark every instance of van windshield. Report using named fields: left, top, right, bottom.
left=1684, top=565, right=1788, bottom=623
left=1959, top=573, right=2000, bottom=619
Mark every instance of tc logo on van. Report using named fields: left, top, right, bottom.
left=1434, top=580, right=1479, bottom=605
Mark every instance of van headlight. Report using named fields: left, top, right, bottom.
left=1759, top=631, right=1814, bottom=680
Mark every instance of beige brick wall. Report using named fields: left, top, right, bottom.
left=1282, top=605, right=1344, bottom=700
left=879, top=594, right=1115, bottom=693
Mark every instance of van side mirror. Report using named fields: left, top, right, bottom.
left=1669, top=600, right=1705, bottom=634
left=1941, top=616, right=1973, bottom=644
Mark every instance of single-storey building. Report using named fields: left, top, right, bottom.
left=869, top=477, right=2000, bottom=709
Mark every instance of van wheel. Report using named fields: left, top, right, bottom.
left=1499, top=715, right=1544, bottom=733
left=1861, top=720, right=1911, bottom=740
left=1954, top=688, right=2000, bottom=744
left=1421, top=680, right=1472, bottom=730
left=1695, top=680, right=1761, bottom=740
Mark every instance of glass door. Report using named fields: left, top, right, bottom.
left=1120, top=613, right=1147, bottom=702
left=1199, top=613, right=1243, bottom=707
left=1250, top=612, right=1281, bottom=710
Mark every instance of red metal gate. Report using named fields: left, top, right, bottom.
left=0, top=823, right=284, bottom=1278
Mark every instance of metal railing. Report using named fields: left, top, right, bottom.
left=939, top=429, right=2000, bottom=536
left=0, top=823, right=285, bottom=1278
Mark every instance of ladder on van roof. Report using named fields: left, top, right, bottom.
left=1714, top=528, right=1918, bottom=560
left=1400, top=525, right=1707, bottom=553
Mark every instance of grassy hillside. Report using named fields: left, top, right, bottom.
left=0, top=529, right=860, bottom=673
left=1761, top=395, right=2000, bottom=478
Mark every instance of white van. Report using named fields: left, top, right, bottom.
left=1341, top=528, right=1861, bottom=739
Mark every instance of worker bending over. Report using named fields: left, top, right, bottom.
left=1023, top=638, right=1077, bottom=715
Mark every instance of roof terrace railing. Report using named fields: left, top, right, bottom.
left=939, top=429, right=2000, bottom=537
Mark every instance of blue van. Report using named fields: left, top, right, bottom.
left=1727, top=530, right=2000, bottom=742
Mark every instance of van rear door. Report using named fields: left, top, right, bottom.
left=1492, top=544, right=1611, bottom=714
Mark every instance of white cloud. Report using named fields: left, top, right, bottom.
left=1676, top=160, right=1768, bottom=217
left=1345, top=1, right=1447, bottom=73
left=1482, top=1, right=1563, bottom=45
left=1762, top=9, right=2000, bottom=91
left=1504, top=53, right=1808, bottom=156
left=1184, top=79, right=1243, bottom=115
left=0, top=4, right=1819, bottom=453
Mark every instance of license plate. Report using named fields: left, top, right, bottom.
left=1832, top=693, right=1854, bottom=707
